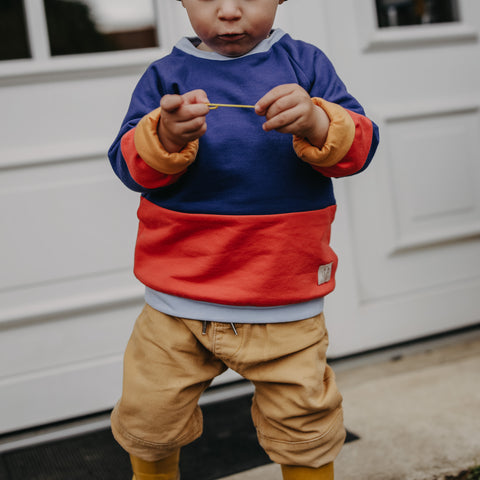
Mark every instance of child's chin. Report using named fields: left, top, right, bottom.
left=218, top=45, right=253, bottom=57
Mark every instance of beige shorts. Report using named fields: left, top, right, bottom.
left=111, top=304, right=346, bottom=467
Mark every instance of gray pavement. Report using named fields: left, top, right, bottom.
left=219, top=327, right=480, bottom=480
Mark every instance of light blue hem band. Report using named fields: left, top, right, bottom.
left=145, top=287, right=324, bottom=324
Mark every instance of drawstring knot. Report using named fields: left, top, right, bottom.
left=201, top=321, right=238, bottom=336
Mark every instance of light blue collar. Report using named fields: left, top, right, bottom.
left=175, top=28, right=287, bottom=61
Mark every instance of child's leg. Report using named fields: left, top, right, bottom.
left=229, top=313, right=345, bottom=474
left=111, top=305, right=226, bottom=463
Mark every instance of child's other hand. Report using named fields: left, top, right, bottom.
left=158, top=89, right=210, bottom=153
left=255, top=84, right=330, bottom=148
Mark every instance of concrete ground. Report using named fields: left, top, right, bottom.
left=219, top=328, right=480, bottom=480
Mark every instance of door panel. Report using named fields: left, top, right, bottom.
left=308, top=0, right=480, bottom=356
left=1, top=0, right=479, bottom=434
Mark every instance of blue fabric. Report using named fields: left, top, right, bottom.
left=109, top=30, right=372, bottom=216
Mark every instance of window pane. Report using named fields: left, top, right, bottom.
left=376, top=0, right=459, bottom=28
left=44, top=0, right=158, bottom=56
left=0, top=0, right=31, bottom=60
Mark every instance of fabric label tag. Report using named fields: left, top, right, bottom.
left=318, top=263, right=333, bottom=285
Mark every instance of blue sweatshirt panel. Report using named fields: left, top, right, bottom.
left=109, top=32, right=370, bottom=216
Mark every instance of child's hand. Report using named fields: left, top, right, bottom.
left=158, top=89, right=210, bottom=153
left=255, top=84, right=330, bottom=148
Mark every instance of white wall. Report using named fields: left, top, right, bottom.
left=1, top=0, right=479, bottom=434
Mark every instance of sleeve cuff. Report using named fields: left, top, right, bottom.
left=293, top=97, right=355, bottom=168
left=134, top=107, right=199, bottom=175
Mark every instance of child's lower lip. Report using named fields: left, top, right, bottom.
left=219, top=34, right=245, bottom=42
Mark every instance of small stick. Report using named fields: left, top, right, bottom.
left=207, top=103, right=256, bottom=110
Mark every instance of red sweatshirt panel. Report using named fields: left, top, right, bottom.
left=134, top=198, right=338, bottom=307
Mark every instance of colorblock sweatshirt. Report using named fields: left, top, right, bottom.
left=108, top=29, right=379, bottom=323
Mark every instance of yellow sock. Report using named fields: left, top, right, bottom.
left=281, top=462, right=334, bottom=480
left=130, top=450, right=180, bottom=480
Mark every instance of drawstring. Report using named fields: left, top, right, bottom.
left=201, top=321, right=238, bottom=336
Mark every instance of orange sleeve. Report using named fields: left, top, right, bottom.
left=134, top=107, right=199, bottom=175
left=292, top=97, right=355, bottom=168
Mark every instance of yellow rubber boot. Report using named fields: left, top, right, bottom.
left=130, top=450, right=180, bottom=480
left=281, top=462, right=334, bottom=480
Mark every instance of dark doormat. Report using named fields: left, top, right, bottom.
left=0, top=393, right=359, bottom=480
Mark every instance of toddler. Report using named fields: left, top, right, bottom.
left=108, top=1, right=379, bottom=479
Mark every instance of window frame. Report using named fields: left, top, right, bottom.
left=355, top=0, right=477, bottom=52
left=375, top=0, right=461, bottom=29
left=0, top=0, right=192, bottom=82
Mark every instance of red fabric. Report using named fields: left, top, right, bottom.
left=121, top=129, right=185, bottom=189
left=134, top=198, right=338, bottom=307
left=313, top=110, right=374, bottom=178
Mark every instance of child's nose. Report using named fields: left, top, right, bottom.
left=218, top=0, right=241, bottom=20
